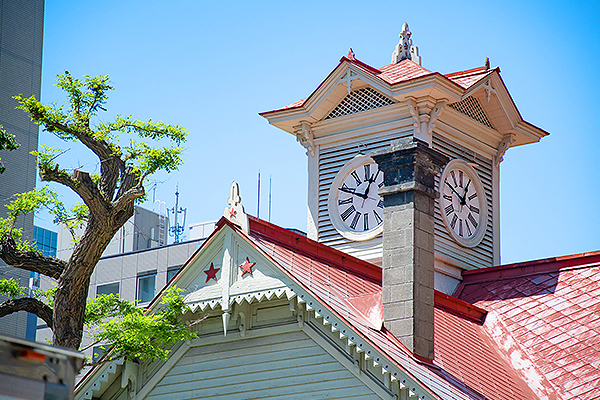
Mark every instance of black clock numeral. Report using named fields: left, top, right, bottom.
left=442, top=194, right=453, bottom=202
left=351, top=171, right=362, bottom=185
left=350, top=211, right=361, bottom=229
left=340, top=205, right=355, bottom=221
left=377, top=199, right=384, bottom=208
left=450, top=170, right=458, bottom=187
left=364, top=164, right=371, bottom=181
left=363, top=213, right=369, bottom=231
left=459, top=170, right=463, bottom=188
left=450, top=214, right=458, bottom=229
left=465, top=220, right=473, bottom=236
left=469, top=205, right=480, bottom=214
left=378, top=181, right=384, bottom=188
left=444, top=204, right=454, bottom=216
left=373, top=210, right=383, bottom=225
left=468, top=192, right=478, bottom=201
left=459, top=219, right=463, bottom=237
left=468, top=213, right=478, bottom=229
left=338, top=197, right=353, bottom=205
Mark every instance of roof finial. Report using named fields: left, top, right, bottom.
left=347, top=48, right=355, bottom=61
left=392, top=22, right=420, bottom=65
left=224, top=181, right=249, bottom=233
left=485, top=57, right=490, bottom=70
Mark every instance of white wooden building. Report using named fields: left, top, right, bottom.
left=76, top=25, right=600, bottom=400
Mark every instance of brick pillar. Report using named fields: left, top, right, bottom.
left=371, top=137, right=448, bottom=360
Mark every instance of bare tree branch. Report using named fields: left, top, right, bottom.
left=40, top=166, right=109, bottom=220
left=0, top=236, right=65, bottom=279
left=0, top=297, right=53, bottom=328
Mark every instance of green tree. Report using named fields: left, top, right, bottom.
left=0, top=72, right=189, bottom=352
left=0, top=126, right=19, bottom=173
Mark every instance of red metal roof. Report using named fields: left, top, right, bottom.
left=260, top=57, right=487, bottom=115
left=444, top=67, right=497, bottom=90
left=456, top=251, right=600, bottom=400
left=241, top=216, right=559, bottom=399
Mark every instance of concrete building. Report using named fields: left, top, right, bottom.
left=0, top=0, right=44, bottom=338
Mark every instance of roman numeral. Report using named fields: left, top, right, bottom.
left=377, top=199, right=384, bottom=208
left=465, top=220, right=472, bottom=236
left=468, top=192, right=477, bottom=201
left=444, top=204, right=454, bottom=216
left=363, top=213, right=369, bottom=231
left=350, top=211, right=361, bottom=229
left=338, top=197, right=353, bottom=205
left=373, top=210, right=382, bottom=225
left=450, top=214, right=458, bottom=229
left=340, top=205, right=355, bottom=221
left=378, top=181, right=384, bottom=188
left=459, top=170, right=463, bottom=187
left=364, top=164, right=371, bottom=181
left=442, top=194, right=452, bottom=202
left=450, top=170, right=458, bottom=187
left=351, top=171, right=362, bottom=185
left=468, top=213, right=478, bottom=228
left=459, top=219, right=463, bottom=237
left=469, top=205, right=479, bottom=214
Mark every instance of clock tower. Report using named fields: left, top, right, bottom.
left=260, top=24, right=547, bottom=293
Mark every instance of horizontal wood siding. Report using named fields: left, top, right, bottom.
left=432, top=133, right=494, bottom=269
left=145, top=330, right=380, bottom=400
left=318, top=131, right=412, bottom=259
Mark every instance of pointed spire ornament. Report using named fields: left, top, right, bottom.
left=224, top=182, right=249, bottom=233
left=347, top=48, right=355, bottom=60
left=391, top=22, right=421, bottom=65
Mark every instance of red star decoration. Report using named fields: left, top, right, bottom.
left=229, top=208, right=237, bottom=218
left=204, top=262, right=220, bottom=283
left=239, top=257, right=255, bottom=277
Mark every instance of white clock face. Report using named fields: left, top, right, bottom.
left=328, top=155, right=384, bottom=241
left=439, top=160, right=487, bottom=247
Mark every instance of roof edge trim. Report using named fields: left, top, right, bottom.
left=434, top=290, right=487, bottom=324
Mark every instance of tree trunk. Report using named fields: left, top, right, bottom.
left=52, top=206, right=133, bottom=349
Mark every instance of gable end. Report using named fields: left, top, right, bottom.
left=325, top=87, right=395, bottom=120
left=448, top=96, right=493, bottom=129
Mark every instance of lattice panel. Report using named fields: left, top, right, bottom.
left=325, top=87, right=394, bottom=119
left=448, top=96, right=493, bottom=129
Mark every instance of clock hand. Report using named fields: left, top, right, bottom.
left=446, top=181, right=463, bottom=201
left=461, top=180, right=471, bottom=205
left=339, top=186, right=366, bottom=199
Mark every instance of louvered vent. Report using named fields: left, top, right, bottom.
left=325, top=87, right=394, bottom=119
left=449, top=96, right=493, bottom=129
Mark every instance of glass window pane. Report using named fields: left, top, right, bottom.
left=92, top=345, right=106, bottom=362
left=96, top=282, right=120, bottom=297
left=167, top=265, right=182, bottom=283
left=137, top=274, right=156, bottom=303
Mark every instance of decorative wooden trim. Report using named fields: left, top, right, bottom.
left=295, top=121, right=315, bottom=156
left=302, top=322, right=395, bottom=400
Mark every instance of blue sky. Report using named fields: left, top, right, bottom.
left=35, top=1, right=599, bottom=264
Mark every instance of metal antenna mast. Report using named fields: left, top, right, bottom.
left=169, top=185, right=187, bottom=243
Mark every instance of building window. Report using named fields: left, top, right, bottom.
left=96, top=282, right=120, bottom=297
left=137, top=271, right=156, bottom=303
left=92, top=345, right=107, bottom=362
left=167, top=265, right=182, bottom=283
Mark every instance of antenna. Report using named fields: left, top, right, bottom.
left=168, top=185, right=187, bottom=244
left=269, top=175, right=272, bottom=222
left=257, top=170, right=261, bottom=218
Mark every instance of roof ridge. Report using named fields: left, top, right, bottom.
left=340, top=56, right=382, bottom=75
left=461, top=250, right=600, bottom=284
left=444, top=65, right=492, bottom=78
left=247, top=215, right=382, bottom=283
left=434, top=290, right=487, bottom=324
